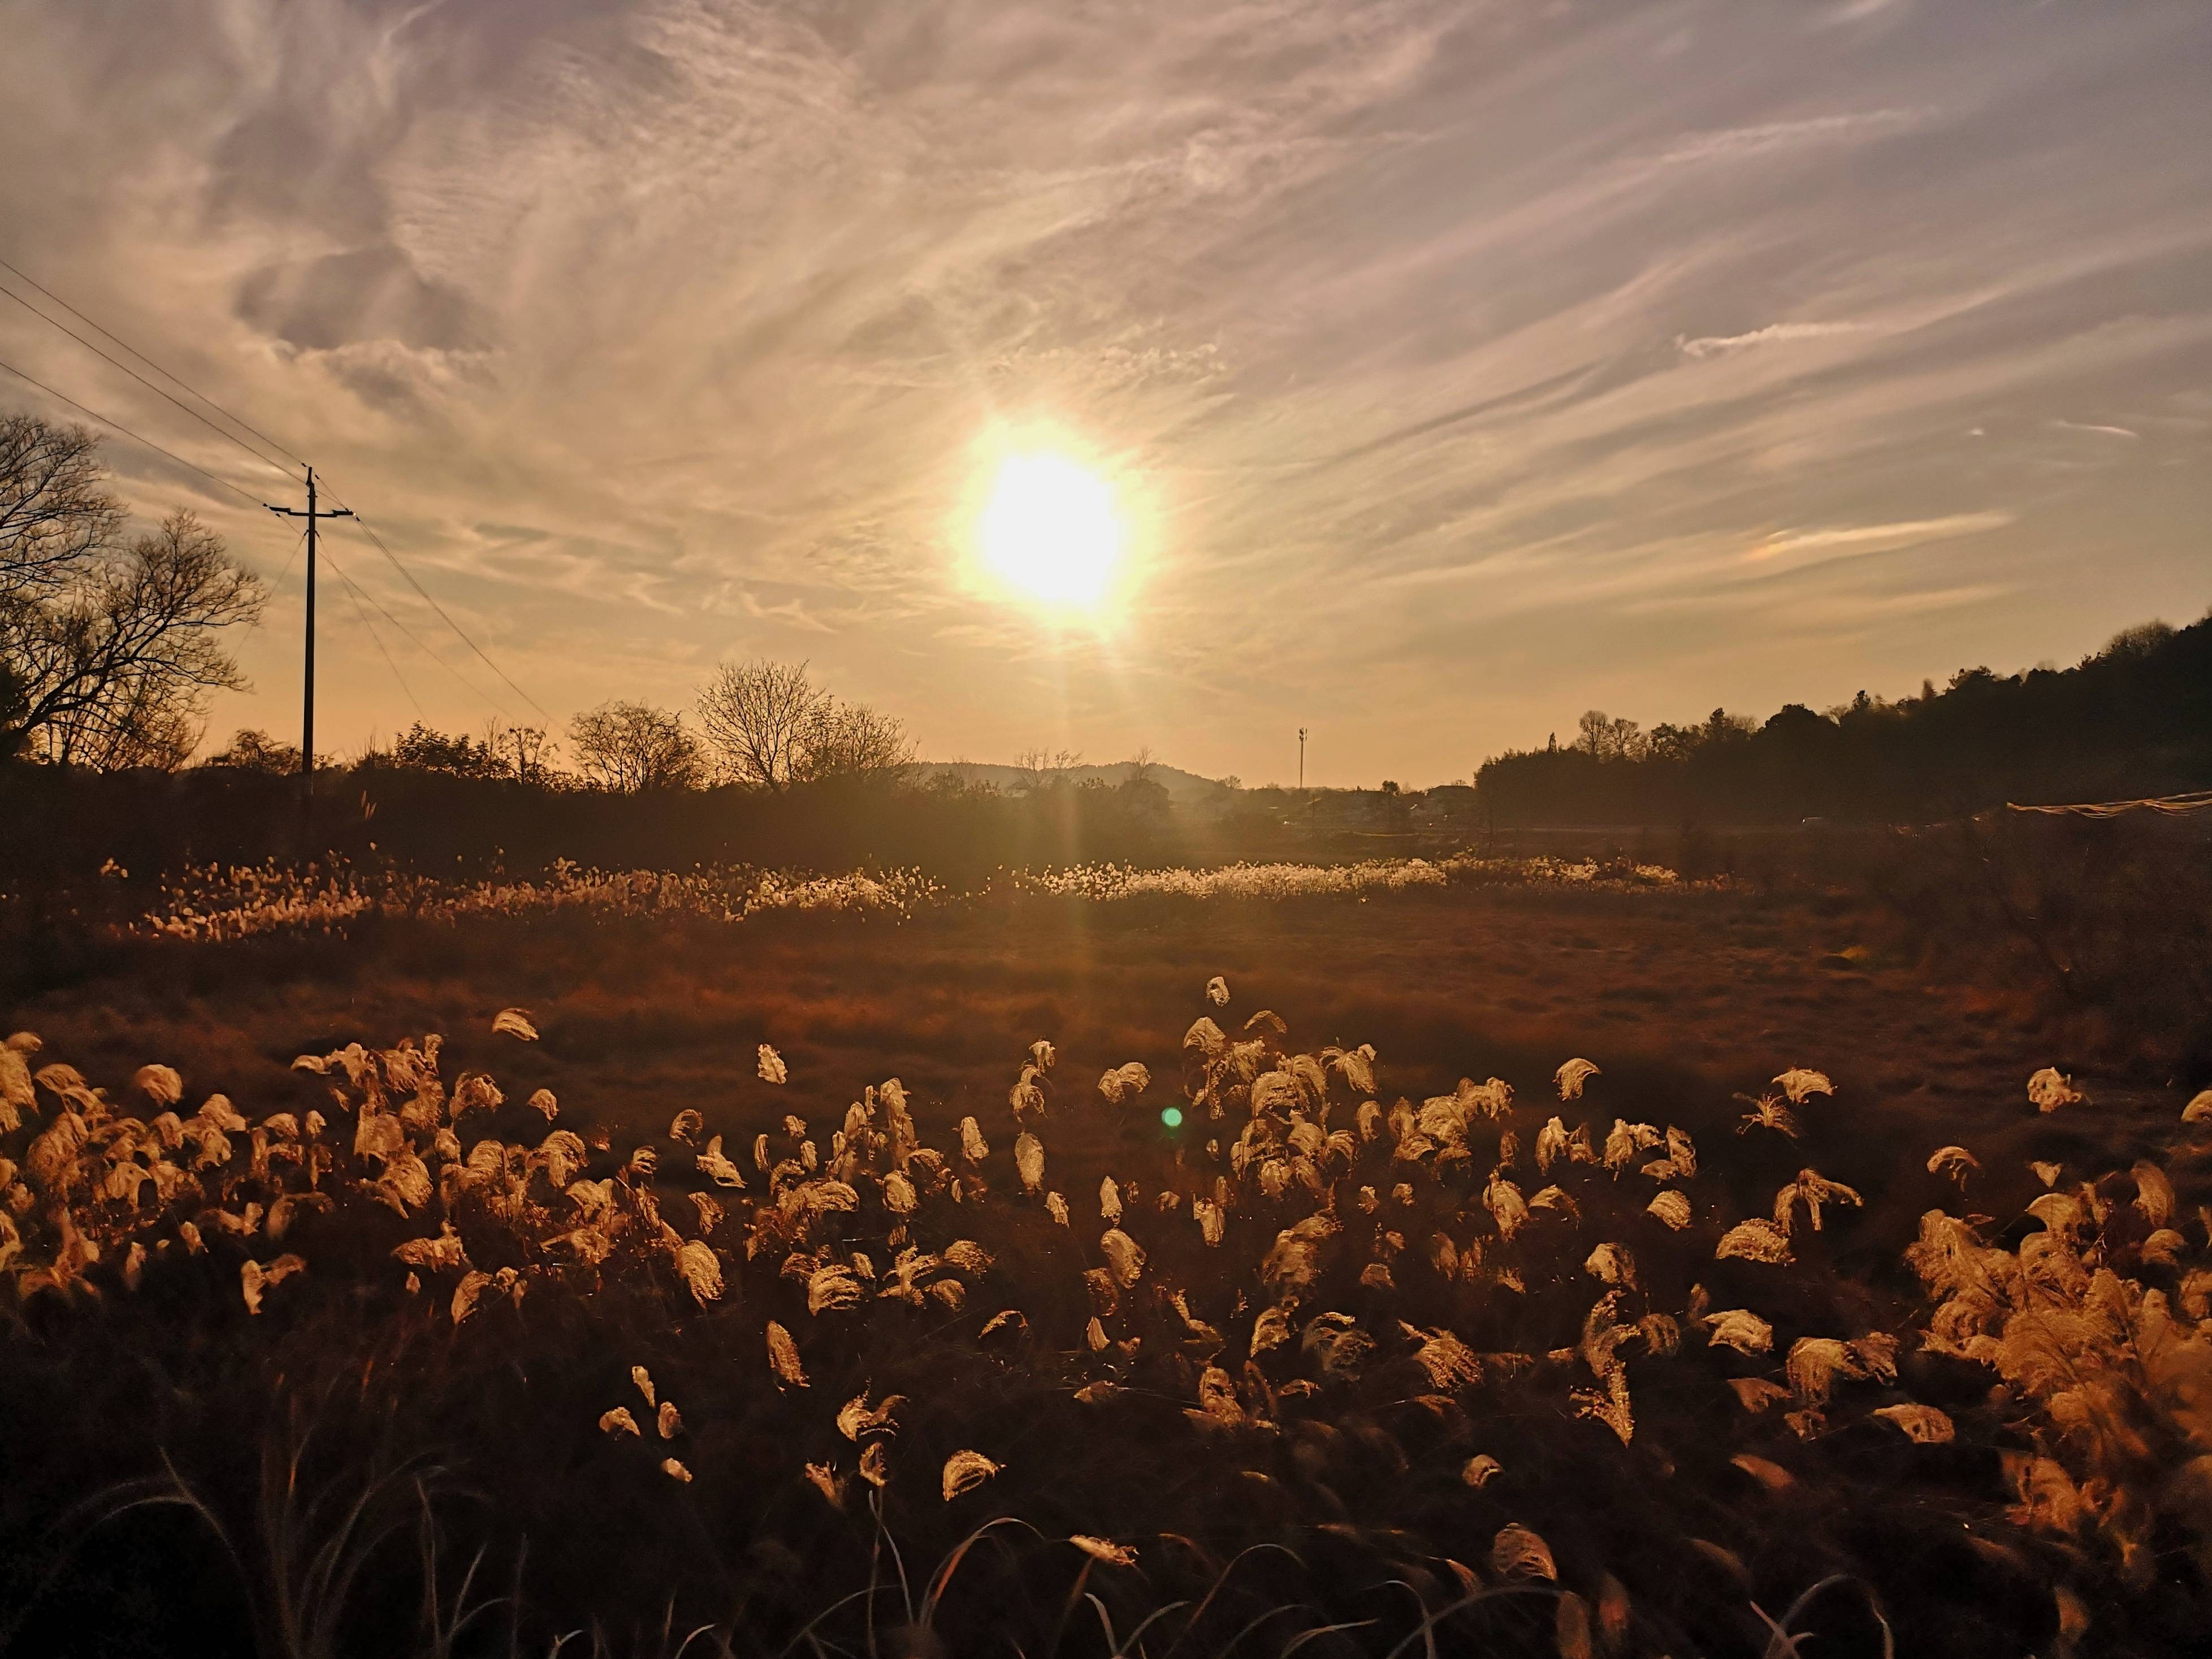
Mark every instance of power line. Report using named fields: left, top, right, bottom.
left=0, top=354, right=267, bottom=509
left=324, top=546, right=425, bottom=720
left=0, top=274, right=301, bottom=482
left=324, top=500, right=550, bottom=721
left=0, top=259, right=548, bottom=727
left=322, top=540, right=516, bottom=721
left=0, top=254, right=308, bottom=470
left=275, top=522, right=309, bottom=592
left=3, top=348, right=543, bottom=727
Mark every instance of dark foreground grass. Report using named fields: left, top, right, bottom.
left=1, top=881, right=2205, bottom=1658
left=0, top=1267, right=2034, bottom=1659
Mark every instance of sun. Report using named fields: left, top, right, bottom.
left=979, top=453, right=1120, bottom=607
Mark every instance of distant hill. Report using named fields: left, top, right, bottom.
left=920, top=760, right=1236, bottom=811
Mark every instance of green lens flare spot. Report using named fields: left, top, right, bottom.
left=1159, top=1106, right=1184, bottom=1129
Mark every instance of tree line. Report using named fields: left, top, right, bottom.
left=205, top=655, right=915, bottom=798
left=1, top=409, right=914, bottom=794
left=1475, top=612, right=2212, bottom=826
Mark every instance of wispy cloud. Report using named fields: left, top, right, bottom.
left=740, top=591, right=837, bottom=634
left=1, top=0, right=2206, bottom=782
left=1678, top=322, right=1869, bottom=359
left=1816, top=0, right=1914, bottom=30
left=1753, top=512, right=2016, bottom=560
left=1653, top=108, right=1926, bottom=167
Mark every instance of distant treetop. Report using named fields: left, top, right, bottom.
left=1475, top=607, right=2212, bottom=825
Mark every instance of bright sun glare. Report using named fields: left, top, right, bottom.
left=980, top=453, right=1119, bottom=607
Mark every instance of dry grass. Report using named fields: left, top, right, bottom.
left=128, top=859, right=949, bottom=944
left=99, top=851, right=1689, bottom=948
left=0, top=873, right=2205, bottom=1657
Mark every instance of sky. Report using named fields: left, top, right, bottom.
left=2, top=0, right=2208, bottom=787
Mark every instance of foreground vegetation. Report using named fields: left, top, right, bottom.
left=3, top=948, right=2207, bottom=1657
left=112, top=853, right=1679, bottom=945
left=11, top=809, right=2200, bottom=1082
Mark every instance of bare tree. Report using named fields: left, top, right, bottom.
left=7, top=508, right=265, bottom=766
left=3, top=415, right=266, bottom=766
left=0, top=660, right=28, bottom=762
left=696, top=659, right=823, bottom=789
left=567, top=701, right=702, bottom=792
left=49, top=668, right=204, bottom=771
left=483, top=717, right=559, bottom=785
left=797, top=699, right=916, bottom=784
left=696, top=659, right=914, bottom=788
left=1573, top=709, right=1649, bottom=763
left=1012, top=746, right=1083, bottom=791
left=1, top=414, right=124, bottom=609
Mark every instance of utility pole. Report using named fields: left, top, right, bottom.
left=1298, top=726, right=1307, bottom=792
left=264, top=466, right=352, bottom=789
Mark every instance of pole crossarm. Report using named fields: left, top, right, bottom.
left=261, top=466, right=353, bottom=786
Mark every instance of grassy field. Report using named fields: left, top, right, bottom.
left=2, top=869, right=2206, bottom=1657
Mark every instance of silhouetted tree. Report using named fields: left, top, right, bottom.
left=1012, top=747, right=1084, bottom=792
left=0, top=660, right=25, bottom=762
left=389, top=721, right=505, bottom=779
left=205, top=728, right=301, bottom=774
left=568, top=701, right=702, bottom=792
left=695, top=658, right=912, bottom=788
left=6, top=506, right=265, bottom=768
left=696, top=659, right=820, bottom=789
left=485, top=720, right=557, bottom=785
left=3, top=415, right=266, bottom=768
left=796, top=700, right=914, bottom=784
left=1475, top=612, right=2212, bottom=826
left=0, top=414, right=123, bottom=606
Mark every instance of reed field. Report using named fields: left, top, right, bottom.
left=2, top=855, right=2207, bottom=1659
left=7, top=7, right=2207, bottom=1654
